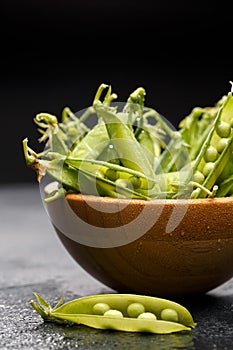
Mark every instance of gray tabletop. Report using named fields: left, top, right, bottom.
left=1, top=184, right=233, bottom=350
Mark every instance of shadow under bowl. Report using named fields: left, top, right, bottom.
left=45, top=192, right=233, bottom=297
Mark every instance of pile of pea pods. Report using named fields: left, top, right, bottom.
left=30, top=292, right=197, bottom=334
left=23, top=82, right=233, bottom=200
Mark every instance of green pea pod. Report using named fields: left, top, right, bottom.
left=30, top=292, right=196, bottom=334
left=94, top=101, right=156, bottom=188
left=191, top=92, right=233, bottom=198
left=216, top=176, right=233, bottom=197
left=51, top=312, right=191, bottom=334
left=65, top=157, right=153, bottom=186
left=194, top=134, right=233, bottom=198
left=49, top=160, right=79, bottom=192
left=158, top=135, right=191, bottom=174
left=179, top=106, right=219, bottom=161
left=52, top=294, right=196, bottom=328
left=158, top=104, right=220, bottom=174
left=194, top=93, right=233, bottom=170
left=216, top=153, right=233, bottom=184
left=69, top=123, right=109, bottom=160
left=141, top=123, right=164, bottom=158
left=77, top=167, right=150, bottom=200
left=137, top=130, right=155, bottom=167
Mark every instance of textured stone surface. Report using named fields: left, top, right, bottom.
left=1, top=184, right=233, bottom=349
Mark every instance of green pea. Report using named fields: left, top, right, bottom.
left=193, top=171, right=205, bottom=184
left=216, top=121, right=231, bottom=138
left=216, top=138, right=229, bottom=153
left=92, top=303, right=110, bottom=315
left=105, top=168, right=119, bottom=181
left=104, top=309, right=124, bottom=318
left=191, top=188, right=200, bottom=199
left=161, top=308, right=179, bottom=322
left=127, top=302, right=145, bottom=318
left=204, top=145, right=218, bottom=162
left=129, top=176, right=142, bottom=189
left=137, top=312, right=157, bottom=320
left=203, top=162, right=215, bottom=177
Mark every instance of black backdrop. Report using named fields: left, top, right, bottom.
left=1, top=1, right=232, bottom=183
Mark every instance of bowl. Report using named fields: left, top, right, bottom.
left=45, top=189, right=233, bottom=297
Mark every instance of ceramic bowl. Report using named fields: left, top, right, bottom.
left=45, top=190, right=233, bottom=297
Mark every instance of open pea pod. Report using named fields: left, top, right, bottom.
left=30, top=292, right=196, bottom=334
left=216, top=175, right=233, bottom=197
left=179, top=105, right=220, bottom=161
left=191, top=92, right=233, bottom=198
left=52, top=294, right=196, bottom=328
left=77, top=166, right=150, bottom=200
left=137, top=129, right=156, bottom=168
left=195, top=133, right=233, bottom=198
left=158, top=103, right=221, bottom=174
left=93, top=101, right=156, bottom=189
left=51, top=312, right=191, bottom=334
left=65, top=157, right=153, bottom=188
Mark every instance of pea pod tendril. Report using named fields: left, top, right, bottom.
left=30, top=292, right=197, bottom=334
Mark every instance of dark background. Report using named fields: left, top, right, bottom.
left=1, top=1, right=232, bottom=183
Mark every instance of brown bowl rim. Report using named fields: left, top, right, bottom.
left=66, top=192, right=233, bottom=206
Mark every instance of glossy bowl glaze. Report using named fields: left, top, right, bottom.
left=46, top=192, right=233, bottom=297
